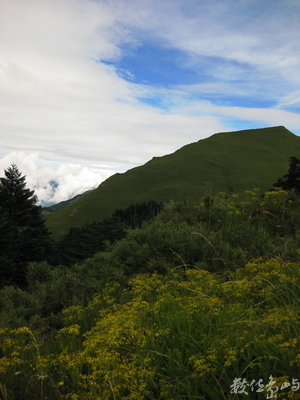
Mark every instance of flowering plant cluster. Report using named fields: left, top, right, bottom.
left=1, top=254, right=299, bottom=399
left=0, top=189, right=300, bottom=399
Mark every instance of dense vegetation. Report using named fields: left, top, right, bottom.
left=1, top=176, right=300, bottom=398
left=274, top=156, right=300, bottom=193
left=0, top=164, right=163, bottom=278
left=56, top=201, right=163, bottom=266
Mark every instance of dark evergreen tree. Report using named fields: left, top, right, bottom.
left=0, top=164, right=52, bottom=286
left=273, top=156, right=300, bottom=193
left=112, top=200, right=163, bottom=229
left=57, top=201, right=163, bottom=266
left=57, top=218, right=126, bottom=266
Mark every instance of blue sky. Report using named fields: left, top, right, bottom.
left=1, top=0, right=300, bottom=204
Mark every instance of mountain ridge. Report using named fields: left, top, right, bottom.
left=42, top=190, right=92, bottom=215
left=46, top=126, right=300, bottom=238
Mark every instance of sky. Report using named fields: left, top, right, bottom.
left=1, top=0, right=300, bottom=205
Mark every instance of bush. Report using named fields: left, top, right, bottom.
left=1, top=257, right=299, bottom=399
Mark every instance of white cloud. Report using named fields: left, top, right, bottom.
left=219, top=107, right=300, bottom=131
left=128, top=0, right=300, bottom=102
left=0, top=0, right=300, bottom=205
left=276, top=91, right=300, bottom=109
left=0, top=152, right=114, bottom=205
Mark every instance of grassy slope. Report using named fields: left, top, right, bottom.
left=46, top=126, right=300, bottom=238
left=42, top=190, right=92, bottom=214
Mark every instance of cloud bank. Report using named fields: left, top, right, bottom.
left=0, top=152, right=114, bottom=205
left=1, top=0, right=300, bottom=203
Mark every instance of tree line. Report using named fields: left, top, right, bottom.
left=0, top=157, right=299, bottom=288
left=0, top=163, right=163, bottom=286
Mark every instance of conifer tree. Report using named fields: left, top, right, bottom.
left=273, top=156, right=300, bottom=193
left=0, top=164, right=52, bottom=286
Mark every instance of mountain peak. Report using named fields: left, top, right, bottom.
left=46, top=126, right=300, bottom=239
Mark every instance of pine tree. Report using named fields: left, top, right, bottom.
left=0, top=164, right=52, bottom=286
left=273, top=156, right=300, bottom=193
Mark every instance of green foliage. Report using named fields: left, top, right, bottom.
left=0, top=258, right=299, bottom=399
left=96, top=189, right=300, bottom=276
left=57, top=218, right=125, bottom=266
left=1, top=188, right=300, bottom=398
left=0, top=256, right=128, bottom=330
left=0, top=164, right=38, bottom=226
left=2, top=188, right=300, bottom=328
left=112, top=200, right=163, bottom=228
left=0, top=164, right=54, bottom=287
left=274, top=156, right=300, bottom=193
left=56, top=201, right=163, bottom=266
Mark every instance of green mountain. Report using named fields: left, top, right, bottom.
left=42, top=189, right=92, bottom=216
left=46, top=126, right=300, bottom=238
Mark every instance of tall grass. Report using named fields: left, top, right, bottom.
left=0, top=257, right=299, bottom=399
left=1, top=189, right=300, bottom=399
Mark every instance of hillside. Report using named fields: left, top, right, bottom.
left=46, top=126, right=300, bottom=238
left=42, top=189, right=92, bottom=215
